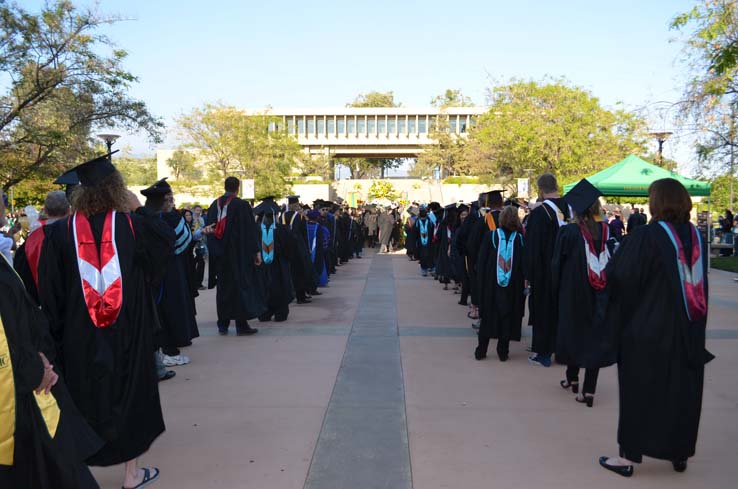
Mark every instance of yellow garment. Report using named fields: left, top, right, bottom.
left=0, top=252, right=61, bottom=465
left=0, top=317, right=15, bottom=465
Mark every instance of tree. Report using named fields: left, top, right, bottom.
left=411, top=89, right=476, bottom=177
left=430, top=89, right=474, bottom=108
left=167, top=150, right=201, bottom=181
left=368, top=180, right=399, bottom=201
left=176, top=104, right=303, bottom=199
left=671, top=1, right=738, bottom=209
left=466, top=79, right=647, bottom=184
left=347, top=91, right=403, bottom=178
left=0, top=1, right=162, bottom=191
left=116, top=154, right=157, bottom=186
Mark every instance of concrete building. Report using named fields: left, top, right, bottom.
left=251, top=106, right=487, bottom=158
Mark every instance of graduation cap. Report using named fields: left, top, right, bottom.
left=254, top=196, right=281, bottom=216
left=444, top=203, right=459, bottom=211
left=54, top=169, right=80, bottom=186
left=141, top=177, right=172, bottom=197
left=287, top=195, right=300, bottom=204
left=564, top=179, right=602, bottom=215
left=479, top=190, right=504, bottom=208
left=457, top=204, right=470, bottom=213
left=71, top=150, right=119, bottom=187
left=504, top=198, right=522, bottom=208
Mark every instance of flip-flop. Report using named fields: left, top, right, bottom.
left=122, top=467, right=160, bottom=489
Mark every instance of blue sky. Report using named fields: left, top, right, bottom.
left=26, top=0, right=698, bottom=170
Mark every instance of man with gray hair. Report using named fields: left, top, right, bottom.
left=524, top=173, right=571, bottom=367
left=14, top=190, right=71, bottom=301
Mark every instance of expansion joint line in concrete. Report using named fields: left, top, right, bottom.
left=303, top=254, right=413, bottom=489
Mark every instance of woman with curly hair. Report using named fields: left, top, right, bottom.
left=38, top=155, right=174, bottom=489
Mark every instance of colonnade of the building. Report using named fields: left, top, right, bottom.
left=276, top=113, right=474, bottom=139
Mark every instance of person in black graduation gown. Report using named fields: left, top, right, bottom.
left=455, top=202, right=480, bottom=307
left=337, top=206, right=353, bottom=264
left=282, top=196, right=317, bottom=303
left=255, top=198, right=296, bottom=322
left=467, top=192, right=504, bottom=325
left=413, top=208, right=435, bottom=276
left=435, top=205, right=459, bottom=289
left=552, top=179, right=617, bottom=407
left=524, top=173, right=571, bottom=368
left=142, top=178, right=200, bottom=366
left=0, top=202, right=103, bottom=489
left=14, top=190, right=71, bottom=303
left=38, top=155, right=173, bottom=489
left=306, top=210, right=329, bottom=287
left=474, top=205, right=526, bottom=361
left=598, top=178, right=714, bottom=477
left=206, top=177, right=265, bottom=336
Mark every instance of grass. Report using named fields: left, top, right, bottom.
left=711, top=256, right=738, bottom=273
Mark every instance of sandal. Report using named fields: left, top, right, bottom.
left=122, top=467, right=160, bottom=489
left=559, top=380, right=579, bottom=394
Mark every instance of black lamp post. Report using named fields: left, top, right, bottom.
left=650, top=131, right=673, bottom=167
left=97, top=133, right=120, bottom=152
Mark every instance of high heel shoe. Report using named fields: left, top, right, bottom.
left=575, top=394, right=594, bottom=407
left=560, top=380, right=579, bottom=394
left=599, top=457, right=633, bottom=477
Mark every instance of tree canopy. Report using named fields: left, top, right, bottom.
left=672, top=1, right=738, bottom=188
left=176, top=104, right=303, bottom=199
left=0, top=0, right=162, bottom=191
left=466, top=80, right=647, bottom=185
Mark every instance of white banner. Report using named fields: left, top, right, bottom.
left=517, top=178, right=529, bottom=198
left=242, top=179, right=255, bottom=199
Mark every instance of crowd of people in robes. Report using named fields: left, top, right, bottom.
left=0, top=153, right=371, bottom=488
left=410, top=173, right=714, bottom=478
left=0, top=150, right=715, bottom=486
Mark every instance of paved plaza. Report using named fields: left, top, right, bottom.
left=92, top=251, right=738, bottom=489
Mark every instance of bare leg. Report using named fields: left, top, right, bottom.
left=123, top=459, right=142, bottom=488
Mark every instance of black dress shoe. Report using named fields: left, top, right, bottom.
left=311, top=290, right=323, bottom=296
left=672, top=460, right=687, bottom=473
left=497, top=353, right=509, bottom=362
left=236, top=326, right=259, bottom=336
left=599, top=457, right=633, bottom=477
left=474, top=347, right=486, bottom=360
left=560, top=380, right=579, bottom=394
left=296, top=298, right=312, bottom=304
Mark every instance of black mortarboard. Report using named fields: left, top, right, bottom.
left=480, top=190, right=505, bottom=207
left=504, top=198, right=521, bottom=208
left=444, top=203, right=459, bottom=211
left=564, top=179, right=602, bottom=215
left=254, top=197, right=281, bottom=216
left=54, top=169, right=80, bottom=186
left=287, top=195, right=300, bottom=204
left=141, top=178, right=172, bottom=197
left=72, top=150, right=119, bottom=187
left=457, top=204, right=470, bottom=213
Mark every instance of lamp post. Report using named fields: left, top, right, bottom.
left=650, top=131, right=673, bottom=167
left=97, top=133, right=120, bottom=152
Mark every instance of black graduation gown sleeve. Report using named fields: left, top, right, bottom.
left=0, top=258, right=103, bottom=489
left=13, top=243, right=39, bottom=303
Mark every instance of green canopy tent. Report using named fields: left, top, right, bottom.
left=563, top=155, right=712, bottom=196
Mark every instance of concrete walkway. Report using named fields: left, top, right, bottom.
left=91, top=251, right=738, bottom=489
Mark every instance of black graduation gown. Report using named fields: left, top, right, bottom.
left=468, top=210, right=500, bottom=306
left=283, top=211, right=318, bottom=293
left=207, top=195, right=267, bottom=322
left=435, top=222, right=455, bottom=283
left=325, top=215, right=338, bottom=274
left=38, top=208, right=173, bottom=466
left=404, top=219, right=417, bottom=258
left=13, top=237, right=40, bottom=303
left=476, top=228, right=525, bottom=342
left=523, top=199, right=570, bottom=355
left=414, top=217, right=435, bottom=269
left=0, top=258, right=103, bottom=489
left=605, top=223, right=713, bottom=462
left=257, top=223, right=296, bottom=312
left=449, top=226, right=464, bottom=283
left=337, top=214, right=352, bottom=262
left=155, top=212, right=199, bottom=347
left=456, top=211, right=479, bottom=277
left=552, top=224, right=616, bottom=368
